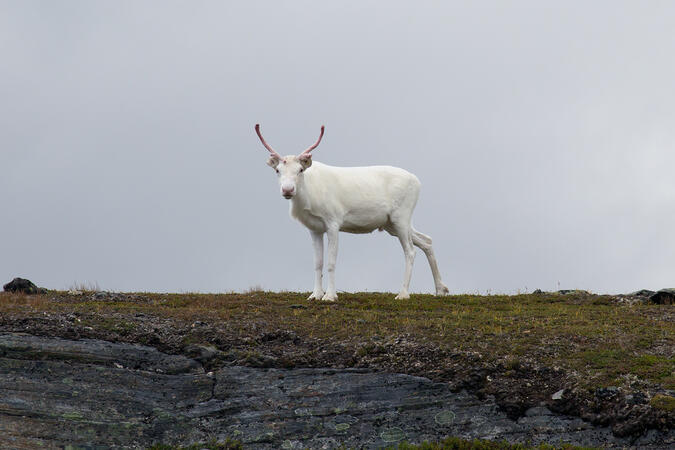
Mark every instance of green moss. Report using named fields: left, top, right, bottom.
left=82, top=317, right=137, bottom=334
left=632, top=356, right=675, bottom=389
left=650, top=394, right=675, bottom=412
left=62, top=411, right=84, bottom=420
left=147, top=439, right=242, bottom=450
left=580, top=349, right=627, bottom=367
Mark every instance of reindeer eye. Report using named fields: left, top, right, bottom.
left=299, top=168, right=304, bottom=173
left=275, top=169, right=279, bottom=174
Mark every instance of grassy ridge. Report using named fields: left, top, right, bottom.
left=1, top=290, right=673, bottom=391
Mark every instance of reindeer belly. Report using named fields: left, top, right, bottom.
left=341, top=210, right=388, bottom=234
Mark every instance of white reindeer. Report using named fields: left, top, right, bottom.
left=255, top=124, right=450, bottom=301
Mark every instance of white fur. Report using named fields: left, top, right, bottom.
left=268, top=155, right=449, bottom=301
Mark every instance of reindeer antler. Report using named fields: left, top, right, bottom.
left=255, top=124, right=283, bottom=160
left=300, top=125, right=325, bottom=156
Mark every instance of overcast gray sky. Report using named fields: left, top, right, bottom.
left=2, top=1, right=674, bottom=294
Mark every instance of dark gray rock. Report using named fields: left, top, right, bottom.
left=3, top=277, right=46, bottom=294
left=617, top=289, right=675, bottom=305
left=89, top=291, right=128, bottom=301
left=0, top=333, right=202, bottom=374
left=184, top=343, right=221, bottom=363
left=0, top=333, right=672, bottom=449
left=650, top=288, right=675, bottom=305
left=596, top=386, right=620, bottom=399
left=629, top=289, right=656, bottom=297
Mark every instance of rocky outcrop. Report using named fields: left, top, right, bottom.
left=2, top=278, right=47, bottom=294
left=1, top=333, right=673, bottom=448
left=650, top=289, right=675, bottom=305
left=623, top=288, right=675, bottom=305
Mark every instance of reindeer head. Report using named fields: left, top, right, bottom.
left=255, top=124, right=325, bottom=199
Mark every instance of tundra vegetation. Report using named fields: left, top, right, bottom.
left=3, top=290, right=670, bottom=390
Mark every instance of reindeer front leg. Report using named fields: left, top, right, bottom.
left=321, top=226, right=339, bottom=301
left=308, top=231, right=325, bottom=300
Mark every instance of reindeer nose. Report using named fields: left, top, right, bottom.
left=282, top=186, right=295, bottom=197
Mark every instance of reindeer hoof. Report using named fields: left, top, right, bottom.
left=321, top=292, right=337, bottom=302
left=395, top=291, right=410, bottom=300
left=436, top=284, right=450, bottom=296
left=308, top=291, right=324, bottom=300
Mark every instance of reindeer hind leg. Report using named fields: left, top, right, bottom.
left=412, top=227, right=449, bottom=295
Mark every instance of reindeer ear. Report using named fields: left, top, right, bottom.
left=267, top=155, right=280, bottom=168
left=298, top=154, right=312, bottom=169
